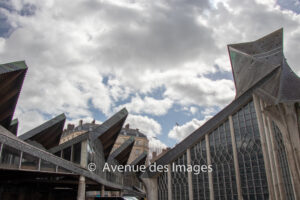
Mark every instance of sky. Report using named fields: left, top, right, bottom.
left=0, top=0, right=300, bottom=152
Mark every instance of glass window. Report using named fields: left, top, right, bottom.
left=191, top=139, right=210, bottom=200
left=158, top=172, right=168, bottom=200
left=40, top=159, right=56, bottom=172
left=54, top=151, right=61, bottom=157
left=72, top=142, right=81, bottom=164
left=171, top=152, right=189, bottom=200
left=273, top=122, right=295, bottom=199
left=63, top=147, right=71, bottom=161
left=0, top=144, right=21, bottom=169
left=135, top=149, right=141, bottom=156
left=21, top=152, right=39, bottom=170
left=209, top=120, right=238, bottom=200
left=233, top=100, right=269, bottom=199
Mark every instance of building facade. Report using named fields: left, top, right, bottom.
left=141, top=29, right=300, bottom=200
left=112, top=124, right=149, bottom=165
left=0, top=61, right=147, bottom=199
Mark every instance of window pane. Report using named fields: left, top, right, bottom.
left=21, top=152, right=39, bottom=170
left=40, top=159, right=56, bottom=172
left=63, top=147, right=71, bottom=161
left=54, top=151, right=61, bottom=157
left=0, top=144, right=21, bottom=169
left=73, top=142, right=81, bottom=164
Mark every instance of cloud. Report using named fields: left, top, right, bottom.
left=124, top=114, right=162, bottom=138
left=124, top=114, right=167, bottom=154
left=116, top=95, right=173, bottom=116
left=148, top=137, right=167, bottom=155
left=168, top=115, right=212, bottom=142
left=190, top=106, right=198, bottom=115
left=1, top=0, right=300, bottom=142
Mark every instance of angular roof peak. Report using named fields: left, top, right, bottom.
left=228, top=28, right=286, bottom=98
left=0, top=61, right=27, bottom=129
left=19, top=113, right=66, bottom=149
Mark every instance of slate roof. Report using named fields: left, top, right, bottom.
left=108, top=136, right=135, bottom=165
left=0, top=61, right=27, bottom=130
left=19, top=113, right=66, bottom=149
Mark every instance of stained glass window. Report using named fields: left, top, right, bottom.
left=272, top=122, right=295, bottom=200
left=232, top=100, right=268, bottom=199
left=209, top=120, right=238, bottom=200
left=158, top=171, right=168, bottom=200
left=171, top=152, right=189, bottom=200
left=191, top=138, right=210, bottom=199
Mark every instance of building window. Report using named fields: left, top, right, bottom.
left=191, top=138, right=210, bottom=200
left=0, top=144, right=21, bottom=169
left=272, top=122, right=295, bottom=199
left=135, top=149, right=141, bottom=156
left=40, top=159, right=56, bottom=172
left=21, top=152, right=39, bottom=170
left=233, top=100, right=268, bottom=199
left=73, top=142, right=81, bottom=164
left=54, top=151, right=61, bottom=157
left=63, top=147, right=71, bottom=161
left=209, top=120, right=238, bottom=199
left=171, top=152, right=189, bottom=200
left=158, top=171, right=168, bottom=200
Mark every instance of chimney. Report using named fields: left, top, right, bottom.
left=91, top=119, right=95, bottom=124
left=79, top=120, right=83, bottom=126
left=125, top=124, right=130, bottom=130
left=152, top=152, right=157, bottom=158
left=67, top=124, right=74, bottom=131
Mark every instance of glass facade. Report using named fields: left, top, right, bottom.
left=63, top=146, right=71, bottom=161
left=0, top=144, right=21, bottom=169
left=157, top=171, right=168, bottom=200
left=72, top=142, right=81, bottom=164
left=272, top=122, right=295, bottom=200
left=232, top=100, right=268, bottom=199
left=171, top=152, right=189, bottom=200
left=21, top=152, right=39, bottom=170
left=191, top=138, right=210, bottom=200
left=209, top=120, right=238, bottom=200
left=40, top=159, right=56, bottom=172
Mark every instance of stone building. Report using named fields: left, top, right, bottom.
left=141, top=28, right=300, bottom=200
left=0, top=61, right=147, bottom=199
left=112, top=124, right=149, bottom=165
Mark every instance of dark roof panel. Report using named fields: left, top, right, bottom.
left=108, top=136, right=135, bottom=165
left=8, top=118, right=18, bottom=135
left=130, top=151, right=147, bottom=167
left=90, top=108, right=128, bottom=160
left=0, top=61, right=27, bottom=129
left=19, top=113, right=66, bottom=149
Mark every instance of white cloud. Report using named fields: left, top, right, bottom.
left=148, top=137, right=167, bottom=155
left=190, top=106, right=198, bottom=115
left=116, top=95, right=173, bottom=116
left=168, top=115, right=212, bottom=142
left=201, top=107, right=217, bottom=115
left=124, top=114, right=162, bottom=138
left=1, top=0, right=300, bottom=140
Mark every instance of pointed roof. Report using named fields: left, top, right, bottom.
left=130, top=151, right=147, bottom=167
left=90, top=108, right=128, bottom=160
left=19, top=113, right=66, bottom=149
left=48, top=108, right=128, bottom=158
left=0, top=61, right=27, bottom=129
left=108, top=136, right=135, bottom=165
left=228, top=28, right=284, bottom=98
